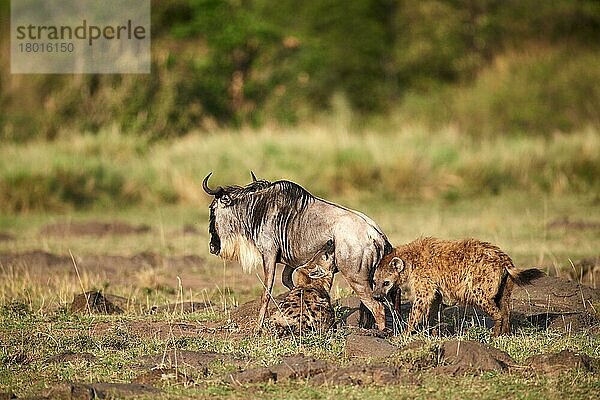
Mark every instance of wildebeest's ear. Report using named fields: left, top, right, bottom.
left=390, top=257, right=405, bottom=272
left=321, top=239, right=334, bottom=259
left=250, top=171, right=258, bottom=182
left=308, top=266, right=327, bottom=279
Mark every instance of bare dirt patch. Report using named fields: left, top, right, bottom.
left=0, top=232, right=14, bottom=242
left=39, top=221, right=151, bottom=237
left=547, top=217, right=600, bottom=230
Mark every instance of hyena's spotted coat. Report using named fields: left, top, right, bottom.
left=373, top=237, right=543, bottom=336
left=270, top=240, right=335, bottom=336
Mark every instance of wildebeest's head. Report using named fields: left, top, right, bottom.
left=372, top=252, right=409, bottom=300
left=202, top=172, right=270, bottom=271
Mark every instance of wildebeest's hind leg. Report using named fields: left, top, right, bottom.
left=257, top=254, right=277, bottom=333
left=282, top=265, right=295, bottom=290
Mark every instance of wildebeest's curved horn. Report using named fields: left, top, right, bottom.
left=202, top=173, right=222, bottom=196
left=250, top=171, right=258, bottom=182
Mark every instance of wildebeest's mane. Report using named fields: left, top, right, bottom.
left=239, top=180, right=315, bottom=239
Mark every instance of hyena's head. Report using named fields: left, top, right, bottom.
left=372, top=251, right=409, bottom=300
left=294, top=240, right=335, bottom=292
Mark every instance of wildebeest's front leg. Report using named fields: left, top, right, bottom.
left=257, top=253, right=277, bottom=332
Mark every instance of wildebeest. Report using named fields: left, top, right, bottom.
left=373, top=237, right=544, bottom=336
left=202, top=172, right=391, bottom=331
left=270, top=239, right=336, bottom=336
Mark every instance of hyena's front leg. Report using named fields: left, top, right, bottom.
left=406, top=289, right=437, bottom=335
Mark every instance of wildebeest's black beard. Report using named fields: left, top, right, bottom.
left=208, top=207, right=220, bottom=255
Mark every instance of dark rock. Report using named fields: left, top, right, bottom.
left=435, top=340, right=514, bottom=375
left=526, top=349, right=596, bottom=374
left=345, top=333, right=400, bottom=358
left=70, top=291, right=125, bottom=314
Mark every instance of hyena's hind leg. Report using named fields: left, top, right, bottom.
left=497, top=278, right=515, bottom=335
left=478, top=297, right=505, bottom=337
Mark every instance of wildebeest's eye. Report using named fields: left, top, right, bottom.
left=383, top=280, right=390, bottom=287
left=220, top=194, right=232, bottom=206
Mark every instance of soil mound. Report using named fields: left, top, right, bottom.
left=434, top=340, right=514, bottom=375
left=40, top=221, right=150, bottom=237
left=228, top=354, right=330, bottom=385
left=70, top=291, right=127, bottom=314
left=525, top=349, right=598, bottom=374
left=512, top=275, right=600, bottom=315
left=345, top=333, right=400, bottom=358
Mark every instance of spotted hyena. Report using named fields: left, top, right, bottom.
left=270, top=240, right=336, bottom=336
left=373, top=237, right=543, bottom=336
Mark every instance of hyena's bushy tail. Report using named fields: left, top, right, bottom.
left=499, top=251, right=545, bottom=286
left=511, top=268, right=545, bottom=286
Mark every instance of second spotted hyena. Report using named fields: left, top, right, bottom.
left=270, top=240, right=336, bottom=336
left=373, top=237, right=543, bottom=336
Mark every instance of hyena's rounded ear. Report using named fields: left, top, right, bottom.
left=308, top=266, right=327, bottom=279
left=390, top=257, right=405, bottom=272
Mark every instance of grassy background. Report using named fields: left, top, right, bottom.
left=1, top=125, right=598, bottom=213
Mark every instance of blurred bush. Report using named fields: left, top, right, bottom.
left=0, top=0, right=599, bottom=140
